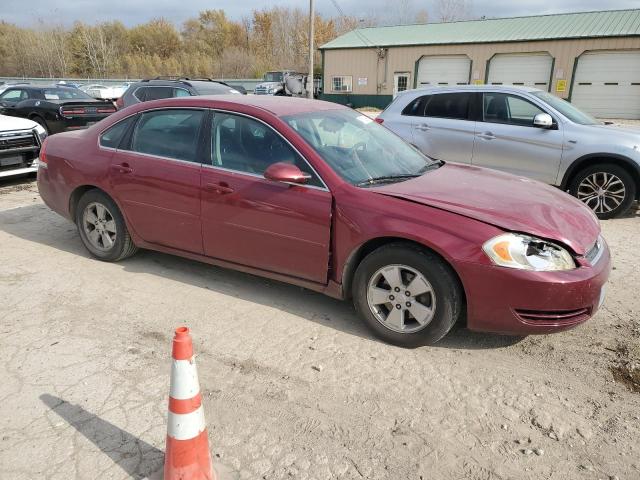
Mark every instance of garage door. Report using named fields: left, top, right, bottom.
left=417, top=55, right=471, bottom=87
left=571, top=51, right=640, bottom=119
left=487, top=53, right=553, bottom=89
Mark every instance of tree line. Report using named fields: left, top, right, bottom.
left=0, top=1, right=473, bottom=80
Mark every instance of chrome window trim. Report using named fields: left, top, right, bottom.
left=209, top=108, right=329, bottom=191
left=201, top=163, right=328, bottom=192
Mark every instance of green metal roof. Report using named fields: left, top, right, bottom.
left=320, top=9, right=640, bottom=50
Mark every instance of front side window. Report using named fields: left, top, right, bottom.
left=483, top=93, right=546, bottom=127
left=131, top=109, right=204, bottom=163
left=284, top=109, right=438, bottom=186
left=211, top=112, right=323, bottom=187
left=99, top=116, right=135, bottom=149
left=424, top=93, right=471, bottom=120
left=332, top=76, right=352, bottom=93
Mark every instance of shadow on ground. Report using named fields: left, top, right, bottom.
left=40, top=394, right=163, bottom=479
left=4, top=204, right=523, bottom=350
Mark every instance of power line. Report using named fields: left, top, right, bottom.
left=328, top=0, right=375, bottom=48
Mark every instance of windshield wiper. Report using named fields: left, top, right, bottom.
left=355, top=174, right=421, bottom=187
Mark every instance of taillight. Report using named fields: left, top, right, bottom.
left=374, top=117, right=384, bottom=124
left=39, top=138, right=48, bottom=167
left=97, top=106, right=116, bottom=114
left=115, top=97, right=124, bottom=110
left=61, top=107, right=85, bottom=115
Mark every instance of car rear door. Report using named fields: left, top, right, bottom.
left=411, top=92, right=475, bottom=163
left=471, top=92, right=564, bottom=183
left=200, top=111, right=332, bottom=284
left=108, top=108, right=206, bottom=254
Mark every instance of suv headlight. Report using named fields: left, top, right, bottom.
left=34, top=125, right=48, bottom=143
left=483, top=233, right=576, bottom=271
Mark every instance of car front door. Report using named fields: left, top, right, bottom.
left=108, top=108, right=206, bottom=254
left=200, top=111, right=332, bottom=284
left=411, top=92, right=475, bottom=164
left=0, top=89, right=27, bottom=116
left=471, top=92, right=564, bottom=183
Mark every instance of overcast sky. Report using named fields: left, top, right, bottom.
left=1, top=0, right=639, bottom=27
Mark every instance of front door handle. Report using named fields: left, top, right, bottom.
left=111, top=163, right=133, bottom=174
left=205, top=182, right=234, bottom=195
left=477, top=132, right=496, bottom=140
left=414, top=123, right=430, bottom=131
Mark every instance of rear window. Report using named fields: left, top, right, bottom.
left=193, top=83, right=235, bottom=95
left=424, top=93, right=471, bottom=120
left=100, top=116, right=135, bottom=149
left=42, top=88, right=93, bottom=100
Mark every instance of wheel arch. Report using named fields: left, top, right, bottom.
left=69, top=185, right=109, bottom=222
left=561, top=153, right=640, bottom=198
left=340, top=236, right=467, bottom=311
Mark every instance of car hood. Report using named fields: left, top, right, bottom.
left=0, top=114, right=37, bottom=131
left=370, top=163, right=599, bottom=255
left=581, top=122, right=640, bottom=143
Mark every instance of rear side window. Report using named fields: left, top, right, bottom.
left=173, top=88, right=192, bottom=97
left=401, top=95, right=430, bottom=116
left=424, top=93, right=471, bottom=120
left=142, top=87, right=174, bottom=101
left=131, top=109, right=205, bottom=163
left=100, top=116, right=134, bottom=149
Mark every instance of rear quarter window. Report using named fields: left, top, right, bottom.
left=401, top=95, right=430, bottom=116
left=99, top=116, right=135, bottom=149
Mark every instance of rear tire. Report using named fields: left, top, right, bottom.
left=75, top=190, right=137, bottom=262
left=31, top=115, right=49, bottom=135
left=569, top=163, right=636, bottom=219
left=353, top=243, right=463, bottom=347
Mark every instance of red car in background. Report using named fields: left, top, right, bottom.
left=37, top=96, right=610, bottom=347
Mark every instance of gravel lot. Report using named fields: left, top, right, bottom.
left=0, top=178, right=639, bottom=480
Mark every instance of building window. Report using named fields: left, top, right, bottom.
left=332, top=76, right=352, bottom=92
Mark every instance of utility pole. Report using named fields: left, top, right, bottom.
left=308, top=0, right=315, bottom=99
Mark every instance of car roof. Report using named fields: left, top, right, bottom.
left=126, top=95, right=348, bottom=117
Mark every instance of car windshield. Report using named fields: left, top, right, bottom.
left=42, top=88, right=93, bottom=100
left=264, top=72, right=284, bottom=82
left=532, top=91, right=599, bottom=125
left=283, top=109, right=438, bottom=186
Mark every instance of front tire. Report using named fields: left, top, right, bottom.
left=353, top=243, right=463, bottom=347
left=75, top=190, right=138, bottom=262
left=569, top=164, right=636, bottom=219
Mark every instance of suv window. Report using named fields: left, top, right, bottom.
left=424, top=93, right=471, bottom=120
left=483, top=93, right=546, bottom=127
left=401, top=95, right=430, bottom=116
left=141, top=86, right=175, bottom=102
left=131, top=109, right=204, bottom=162
left=100, top=116, right=135, bottom=149
left=173, top=88, right=191, bottom=97
left=211, top=112, right=323, bottom=188
left=0, top=89, right=27, bottom=101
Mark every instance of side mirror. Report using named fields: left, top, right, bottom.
left=264, top=162, right=311, bottom=185
left=533, top=113, right=554, bottom=129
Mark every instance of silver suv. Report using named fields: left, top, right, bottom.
left=378, top=85, right=640, bottom=219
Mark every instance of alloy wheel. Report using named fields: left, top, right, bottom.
left=82, top=202, right=117, bottom=251
left=577, top=172, right=626, bottom=214
left=366, top=264, right=436, bottom=334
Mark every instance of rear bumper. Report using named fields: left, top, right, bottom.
left=0, top=158, right=38, bottom=179
left=457, top=241, right=611, bottom=335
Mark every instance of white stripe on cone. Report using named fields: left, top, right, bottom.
left=170, top=358, right=200, bottom=400
left=167, top=405, right=207, bottom=441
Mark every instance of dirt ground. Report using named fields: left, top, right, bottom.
left=0, top=178, right=639, bottom=480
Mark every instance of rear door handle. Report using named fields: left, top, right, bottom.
left=205, top=182, right=234, bottom=195
left=111, top=163, right=133, bottom=174
left=477, top=132, right=496, bottom=140
left=414, top=123, right=430, bottom=131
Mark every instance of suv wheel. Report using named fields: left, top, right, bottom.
left=569, top=164, right=636, bottom=219
left=353, top=243, right=463, bottom=347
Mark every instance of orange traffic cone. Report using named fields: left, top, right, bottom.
left=164, top=326, right=215, bottom=480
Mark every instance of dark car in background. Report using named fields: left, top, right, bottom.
left=0, top=85, right=116, bottom=135
left=116, top=77, right=243, bottom=109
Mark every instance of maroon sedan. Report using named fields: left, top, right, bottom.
left=37, top=96, right=610, bottom=347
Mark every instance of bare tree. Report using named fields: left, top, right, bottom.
left=435, top=0, right=473, bottom=22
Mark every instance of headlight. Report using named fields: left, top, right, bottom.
left=483, top=233, right=576, bottom=271
left=34, top=125, right=48, bottom=143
